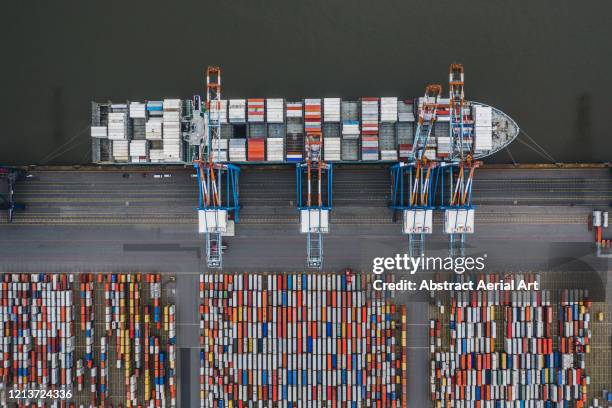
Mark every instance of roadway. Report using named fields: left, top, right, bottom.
left=0, top=165, right=610, bottom=407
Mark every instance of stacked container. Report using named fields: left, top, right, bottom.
left=341, top=101, right=359, bottom=140
left=1, top=273, right=176, bottom=407
left=229, top=138, right=247, bottom=161
left=247, top=138, right=265, bottom=161
left=323, top=98, right=341, bottom=122
left=397, top=101, right=415, bottom=161
left=108, top=110, right=129, bottom=162
left=381, top=97, right=398, bottom=122
left=129, top=140, right=149, bottom=163
left=379, top=98, right=398, bottom=160
left=266, top=138, right=284, bottom=162
left=112, top=140, right=129, bottom=162
left=229, top=99, right=246, bottom=123
left=430, top=274, right=595, bottom=407
left=199, top=273, right=406, bottom=407
left=108, top=111, right=128, bottom=141
left=379, top=123, right=397, bottom=161
left=146, top=118, right=163, bottom=141
left=435, top=98, right=450, bottom=122
left=433, top=122, right=450, bottom=160
left=397, top=100, right=415, bottom=122
left=248, top=99, right=265, bottom=122
left=361, top=98, right=379, bottom=160
left=361, top=98, right=379, bottom=135
left=129, top=102, right=146, bottom=120
left=286, top=101, right=304, bottom=162
left=91, top=126, right=107, bottom=139
left=304, top=99, right=322, bottom=134
left=323, top=137, right=341, bottom=161
left=473, top=105, right=493, bottom=152
left=266, top=99, right=284, bottom=123
left=162, top=99, right=182, bottom=162
left=0, top=274, right=76, bottom=405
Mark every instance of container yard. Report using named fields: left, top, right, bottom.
left=429, top=273, right=612, bottom=408
left=0, top=273, right=176, bottom=407
left=199, top=272, right=408, bottom=407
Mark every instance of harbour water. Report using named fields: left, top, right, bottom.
left=1, top=0, right=611, bottom=165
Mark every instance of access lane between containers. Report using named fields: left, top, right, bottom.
left=0, top=273, right=176, bottom=407
left=199, top=273, right=408, bottom=407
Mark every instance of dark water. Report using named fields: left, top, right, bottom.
left=1, top=1, right=611, bottom=165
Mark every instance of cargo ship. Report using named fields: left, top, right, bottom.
left=90, top=67, right=519, bottom=166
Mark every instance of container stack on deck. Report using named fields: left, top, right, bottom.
left=248, top=98, right=267, bottom=162
left=397, top=100, right=415, bottom=161
left=430, top=273, right=594, bottom=407
left=323, top=98, right=341, bottom=161
left=163, top=99, right=183, bottom=162
left=380, top=97, right=398, bottom=161
left=0, top=273, right=176, bottom=407
left=286, top=101, right=304, bottom=162
left=473, top=105, right=493, bottom=153
left=361, top=98, right=380, bottom=161
left=199, top=272, right=407, bottom=407
left=267, top=99, right=285, bottom=162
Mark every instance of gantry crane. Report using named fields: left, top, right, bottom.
left=390, top=158, right=437, bottom=256
left=439, top=157, right=480, bottom=256
left=390, top=85, right=441, bottom=256
left=441, top=63, right=481, bottom=256
left=297, top=130, right=333, bottom=268
left=194, top=66, right=240, bottom=269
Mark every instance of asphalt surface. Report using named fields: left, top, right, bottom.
left=0, top=165, right=610, bottom=407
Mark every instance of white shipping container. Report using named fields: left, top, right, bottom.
left=149, top=149, right=164, bottom=162
left=472, top=105, right=493, bottom=127
left=91, top=126, right=107, bottom=138
left=163, top=99, right=181, bottom=110
left=474, top=126, right=493, bottom=151
left=286, top=102, right=303, bottom=118
left=380, top=97, right=398, bottom=122
left=323, top=98, right=341, bottom=122
left=323, top=137, right=341, bottom=161
left=145, top=120, right=163, bottom=140
left=129, top=102, right=146, bottom=119
left=266, top=99, right=284, bottom=123
left=380, top=150, right=398, bottom=160
left=129, top=140, right=149, bottom=158
left=266, top=138, right=284, bottom=161
left=229, top=99, right=246, bottom=123
left=112, top=140, right=129, bottom=161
